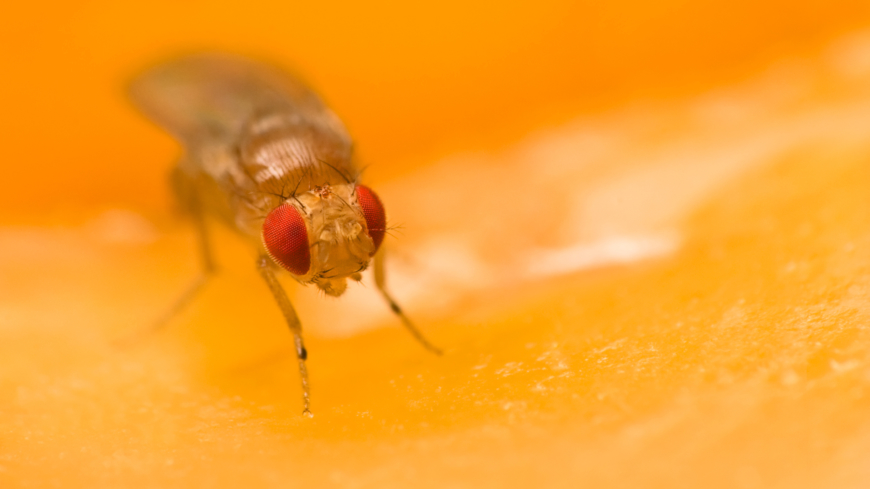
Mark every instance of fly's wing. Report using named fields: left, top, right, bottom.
left=128, top=53, right=350, bottom=151
left=129, top=54, right=355, bottom=233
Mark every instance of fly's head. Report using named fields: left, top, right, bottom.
left=261, top=183, right=386, bottom=296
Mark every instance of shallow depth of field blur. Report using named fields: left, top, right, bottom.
left=4, top=1, right=870, bottom=488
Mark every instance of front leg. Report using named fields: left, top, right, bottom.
left=372, top=246, right=442, bottom=355
left=257, top=255, right=313, bottom=417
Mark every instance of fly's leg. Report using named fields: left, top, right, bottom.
left=115, top=169, right=216, bottom=347
left=257, top=255, right=313, bottom=417
left=147, top=197, right=216, bottom=329
left=149, top=168, right=218, bottom=328
left=373, top=247, right=442, bottom=355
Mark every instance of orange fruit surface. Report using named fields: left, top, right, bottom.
left=3, top=1, right=870, bottom=487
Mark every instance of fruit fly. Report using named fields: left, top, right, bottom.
left=129, top=54, right=440, bottom=416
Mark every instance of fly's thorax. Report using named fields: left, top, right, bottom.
left=239, top=120, right=353, bottom=194
left=289, top=183, right=375, bottom=296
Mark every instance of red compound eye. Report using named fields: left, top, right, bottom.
left=356, top=185, right=386, bottom=254
left=262, top=204, right=310, bottom=275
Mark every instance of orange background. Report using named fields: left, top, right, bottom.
left=5, top=2, right=870, bottom=488
left=2, top=0, right=869, bottom=213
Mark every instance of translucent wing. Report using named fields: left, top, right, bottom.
left=129, top=54, right=355, bottom=233
left=128, top=53, right=350, bottom=151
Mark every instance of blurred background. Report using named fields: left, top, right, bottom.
left=4, top=1, right=870, bottom=488
left=3, top=0, right=869, bottom=214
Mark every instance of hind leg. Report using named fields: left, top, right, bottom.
left=153, top=168, right=217, bottom=325
left=115, top=168, right=216, bottom=346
